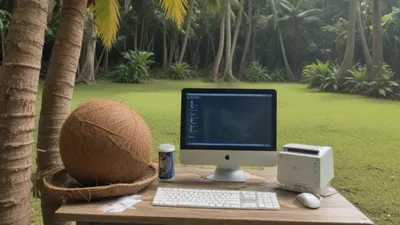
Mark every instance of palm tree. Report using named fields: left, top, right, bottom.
left=76, top=11, right=96, bottom=84
left=207, top=0, right=224, bottom=81
left=356, top=1, right=372, bottom=73
left=36, top=1, right=90, bottom=224
left=35, top=1, right=188, bottom=224
left=0, top=0, right=48, bottom=224
left=276, top=0, right=324, bottom=77
left=207, top=0, right=239, bottom=82
left=224, top=0, right=242, bottom=81
left=371, top=0, right=384, bottom=77
left=228, top=0, right=244, bottom=71
left=259, top=0, right=294, bottom=81
left=223, top=0, right=233, bottom=80
left=178, top=0, right=194, bottom=63
left=340, top=0, right=357, bottom=74
left=239, top=0, right=253, bottom=76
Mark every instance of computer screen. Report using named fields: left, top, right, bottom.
left=180, top=89, right=276, bottom=151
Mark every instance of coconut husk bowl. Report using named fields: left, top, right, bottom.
left=43, top=163, right=158, bottom=201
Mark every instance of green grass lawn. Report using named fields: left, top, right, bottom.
left=32, top=80, right=400, bottom=225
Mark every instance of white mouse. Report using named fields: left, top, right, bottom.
left=296, top=193, right=321, bottom=209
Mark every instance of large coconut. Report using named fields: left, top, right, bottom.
left=59, top=99, right=152, bottom=186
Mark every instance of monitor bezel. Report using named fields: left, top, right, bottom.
left=180, top=88, right=277, bottom=152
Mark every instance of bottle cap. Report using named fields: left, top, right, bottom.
left=158, top=144, right=175, bottom=153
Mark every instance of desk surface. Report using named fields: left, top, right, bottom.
left=56, top=166, right=374, bottom=225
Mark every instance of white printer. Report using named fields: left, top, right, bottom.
left=277, top=143, right=334, bottom=196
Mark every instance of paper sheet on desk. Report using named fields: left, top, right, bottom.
left=100, top=195, right=142, bottom=213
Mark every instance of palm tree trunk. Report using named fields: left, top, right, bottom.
left=205, top=37, right=210, bottom=66
left=147, top=30, right=155, bottom=52
left=143, top=21, right=149, bottom=50
left=134, top=23, right=138, bottom=51
left=168, top=32, right=176, bottom=66
left=0, top=25, right=5, bottom=60
left=292, top=21, right=299, bottom=76
left=193, top=38, right=201, bottom=69
left=76, top=11, right=96, bottom=84
left=356, top=2, right=372, bottom=73
left=278, top=27, right=295, bottom=81
left=228, top=0, right=244, bottom=72
left=0, top=0, right=48, bottom=224
left=103, top=49, right=109, bottom=72
left=371, top=0, right=383, bottom=78
left=340, top=0, right=357, bottom=74
left=249, top=6, right=260, bottom=61
left=162, top=28, right=168, bottom=71
left=209, top=12, right=225, bottom=82
left=139, top=18, right=145, bottom=50
left=239, top=0, right=252, bottom=75
left=36, top=0, right=87, bottom=225
left=95, top=47, right=105, bottom=74
left=174, top=36, right=180, bottom=62
left=223, top=0, right=234, bottom=81
left=178, top=0, right=194, bottom=63
left=210, top=36, right=216, bottom=59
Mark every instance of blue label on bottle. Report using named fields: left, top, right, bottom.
left=158, top=151, right=175, bottom=181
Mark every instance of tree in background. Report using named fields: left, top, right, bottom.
left=371, top=0, right=384, bottom=78
left=340, top=0, right=357, bottom=74
left=259, top=0, right=295, bottom=81
left=76, top=11, right=96, bottom=84
left=356, top=1, right=372, bottom=73
left=178, top=0, right=194, bottom=63
left=238, top=0, right=253, bottom=76
left=0, top=0, right=48, bottom=224
left=276, top=0, right=324, bottom=78
left=208, top=0, right=225, bottom=82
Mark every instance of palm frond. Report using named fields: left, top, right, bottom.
left=296, top=0, right=305, bottom=9
left=93, top=0, right=121, bottom=49
left=258, top=15, right=274, bottom=30
left=159, top=0, right=188, bottom=28
left=268, top=0, right=278, bottom=29
left=302, top=16, right=323, bottom=25
left=297, top=9, right=324, bottom=18
left=204, top=0, right=221, bottom=14
left=278, top=1, right=293, bottom=15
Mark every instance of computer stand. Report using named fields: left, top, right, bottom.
left=207, top=165, right=247, bottom=182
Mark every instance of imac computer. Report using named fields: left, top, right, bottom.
left=179, top=88, right=277, bottom=182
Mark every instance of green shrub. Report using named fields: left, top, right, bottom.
left=270, top=68, right=286, bottom=82
left=319, top=63, right=343, bottom=92
left=343, top=64, right=368, bottom=94
left=169, top=62, right=195, bottom=80
left=301, top=61, right=400, bottom=100
left=364, top=66, right=400, bottom=100
left=244, top=61, right=272, bottom=82
left=301, top=60, right=331, bottom=88
left=109, top=51, right=155, bottom=83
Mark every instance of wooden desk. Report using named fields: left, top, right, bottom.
left=55, top=166, right=374, bottom=225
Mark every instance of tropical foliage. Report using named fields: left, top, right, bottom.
left=244, top=60, right=271, bottom=82
left=169, top=62, right=195, bottom=80
left=302, top=60, right=400, bottom=100
left=109, top=50, right=155, bottom=83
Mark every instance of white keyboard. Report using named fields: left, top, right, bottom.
left=152, top=187, right=280, bottom=210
